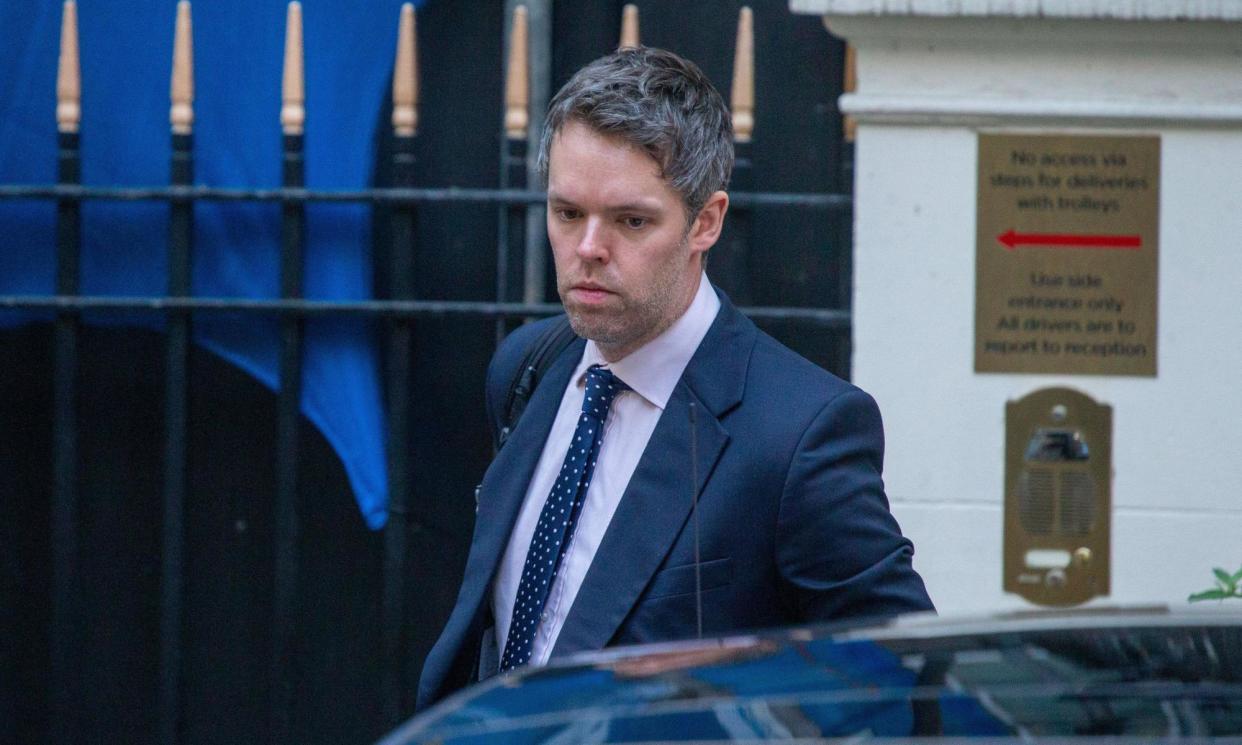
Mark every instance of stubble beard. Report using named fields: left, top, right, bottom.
left=561, top=240, right=692, bottom=361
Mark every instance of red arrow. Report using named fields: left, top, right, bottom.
left=998, top=229, right=1141, bottom=251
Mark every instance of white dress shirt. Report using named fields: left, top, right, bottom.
left=492, top=272, right=721, bottom=665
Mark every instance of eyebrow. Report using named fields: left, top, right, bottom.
left=546, top=192, right=663, bottom=214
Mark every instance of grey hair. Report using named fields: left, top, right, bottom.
left=537, top=47, right=734, bottom=219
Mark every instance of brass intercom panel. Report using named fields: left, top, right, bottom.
left=1004, top=387, right=1112, bottom=606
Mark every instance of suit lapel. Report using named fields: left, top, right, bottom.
left=552, top=295, right=756, bottom=656
left=450, top=338, right=586, bottom=645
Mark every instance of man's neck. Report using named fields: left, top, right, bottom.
left=583, top=273, right=719, bottom=412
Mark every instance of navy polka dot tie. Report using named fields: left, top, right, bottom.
left=500, top=364, right=627, bottom=672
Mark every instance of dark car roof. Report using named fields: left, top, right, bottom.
left=383, top=606, right=1242, bottom=744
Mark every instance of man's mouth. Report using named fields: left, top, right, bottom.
left=569, top=284, right=615, bottom=304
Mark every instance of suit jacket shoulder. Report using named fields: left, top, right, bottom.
left=750, top=329, right=860, bottom=394
left=721, top=316, right=879, bottom=441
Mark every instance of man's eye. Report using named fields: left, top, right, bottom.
left=556, top=209, right=581, bottom=221
left=622, top=216, right=647, bottom=230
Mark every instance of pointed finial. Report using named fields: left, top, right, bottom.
left=843, top=43, right=857, bottom=142
left=281, top=1, right=305, bottom=136
left=619, top=4, right=640, bottom=50
left=170, top=1, right=194, bottom=134
left=731, top=7, right=754, bottom=143
left=504, top=5, right=529, bottom=140
left=56, top=0, right=81, bottom=133
left=392, top=4, right=419, bottom=136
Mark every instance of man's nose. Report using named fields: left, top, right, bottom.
left=575, top=217, right=609, bottom=262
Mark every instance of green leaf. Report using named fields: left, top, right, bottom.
left=1189, top=589, right=1230, bottom=602
left=1231, top=565, right=1242, bottom=583
left=1213, top=568, right=1237, bottom=593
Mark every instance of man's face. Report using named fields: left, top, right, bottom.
left=546, top=121, right=723, bottom=361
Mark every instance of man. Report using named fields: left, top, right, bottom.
left=417, top=47, right=932, bottom=710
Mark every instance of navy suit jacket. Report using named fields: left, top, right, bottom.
left=416, top=290, right=933, bottom=710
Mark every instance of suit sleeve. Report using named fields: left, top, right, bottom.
left=775, top=388, right=934, bottom=622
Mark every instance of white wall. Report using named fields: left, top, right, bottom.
left=793, top=0, right=1242, bottom=614
left=857, top=126, right=1242, bottom=613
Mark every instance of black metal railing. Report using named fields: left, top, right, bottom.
left=0, top=177, right=853, bottom=742
left=0, top=183, right=851, bottom=209
left=2, top=2, right=862, bottom=739
left=0, top=294, right=852, bottom=324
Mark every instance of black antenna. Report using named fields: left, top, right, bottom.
left=689, top=400, right=702, bottom=639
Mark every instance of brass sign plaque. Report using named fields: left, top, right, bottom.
left=1004, top=387, right=1112, bottom=607
left=976, top=134, right=1160, bottom=376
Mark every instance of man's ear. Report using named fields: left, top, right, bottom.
left=688, top=190, right=729, bottom=255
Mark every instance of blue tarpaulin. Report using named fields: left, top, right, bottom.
left=0, top=0, right=422, bottom=528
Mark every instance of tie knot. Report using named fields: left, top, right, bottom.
left=581, top=365, right=627, bottom=419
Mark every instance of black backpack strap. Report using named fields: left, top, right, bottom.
left=497, top=315, right=577, bottom=450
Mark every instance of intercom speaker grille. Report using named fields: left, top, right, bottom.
left=1059, top=471, right=1096, bottom=535
left=1017, top=469, right=1055, bottom=535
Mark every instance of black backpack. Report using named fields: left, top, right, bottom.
left=495, top=315, right=578, bottom=451
left=475, top=316, right=577, bottom=512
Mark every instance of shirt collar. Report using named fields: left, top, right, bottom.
left=575, top=272, right=720, bottom=411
